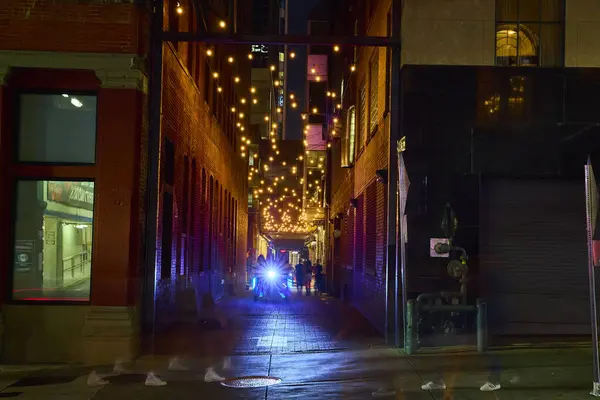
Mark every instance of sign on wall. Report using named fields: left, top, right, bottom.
left=14, top=240, right=35, bottom=272
left=47, top=181, right=94, bottom=211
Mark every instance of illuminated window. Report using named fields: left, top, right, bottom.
left=13, top=180, right=95, bottom=302
left=342, top=106, right=357, bottom=168
left=495, top=0, right=564, bottom=67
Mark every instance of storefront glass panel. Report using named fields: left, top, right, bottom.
left=12, top=180, right=94, bottom=302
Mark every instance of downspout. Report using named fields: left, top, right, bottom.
left=142, top=0, right=164, bottom=354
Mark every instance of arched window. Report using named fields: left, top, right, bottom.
left=495, top=0, right=564, bottom=67
left=496, top=24, right=538, bottom=66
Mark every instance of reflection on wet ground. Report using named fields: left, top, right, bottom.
left=0, top=291, right=596, bottom=399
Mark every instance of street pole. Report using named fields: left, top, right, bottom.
left=585, top=157, right=600, bottom=397
left=385, top=0, right=402, bottom=346
left=142, top=0, right=164, bottom=355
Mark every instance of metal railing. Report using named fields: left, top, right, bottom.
left=62, top=251, right=90, bottom=279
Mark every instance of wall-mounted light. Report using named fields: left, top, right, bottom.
left=376, top=169, right=388, bottom=184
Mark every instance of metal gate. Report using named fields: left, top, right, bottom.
left=480, top=178, right=589, bottom=335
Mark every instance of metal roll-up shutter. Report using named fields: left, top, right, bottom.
left=480, top=178, right=589, bottom=335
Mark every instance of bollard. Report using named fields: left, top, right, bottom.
left=405, top=300, right=416, bottom=354
left=476, top=298, right=488, bottom=352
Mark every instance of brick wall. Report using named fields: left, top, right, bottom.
left=329, top=0, right=392, bottom=333
left=157, top=42, right=248, bottom=305
left=0, top=0, right=148, bottom=54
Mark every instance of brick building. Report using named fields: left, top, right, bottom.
left=329, top=0, right=600, bottom=338
left=0, top=0, right=249, bottom=364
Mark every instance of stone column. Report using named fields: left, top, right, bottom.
left=82, top=55, right=147, bottom=366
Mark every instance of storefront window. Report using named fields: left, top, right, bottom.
left=17, top=93, right=97, bottom=163
left=12, top=180, right=94, bottom=302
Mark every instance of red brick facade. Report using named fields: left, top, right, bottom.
left=0, top=0, right=248, bottom=362
left=329, top=0, right=391, bottom=332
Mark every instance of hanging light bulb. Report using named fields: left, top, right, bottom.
left=350, top=65, right=356, bottom=72
left=219, top=20, right=227, bottom=29
left=252, top=98, right=258, bottom=104
left=234, top=76, right=240, bottom=83
left=248, top=53, right=253, bottom=60
left=333, top=45, right=340, bottom=52
left=231, top=107, right=236, bottom=112
left=176, top=2, right=183, bottom=14
left=206, top=48, right=213, bottom=57
left=227, top=56, right=234, bottom=63
left=212, top=72, right=219, bottom=79
left=290, top=52, right=296, bottom=58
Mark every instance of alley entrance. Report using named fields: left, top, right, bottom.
left=152, top=289, right=384, bottom=359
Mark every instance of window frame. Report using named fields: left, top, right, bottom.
left=13, top=89, right=99, bottom=166
left=8, top=177, right=96, bottom=305
left=494, top=0, right=565, bottom=67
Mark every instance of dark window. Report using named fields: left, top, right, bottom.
left=182, top=155, right=189, bottom=233
left=199, top=169, right=206, bottom=272
left=190, top=159, right=197, bottom=273
left=163, top=138, right=175, bottom=185
left=17, top=93, right=97, bottom=164
left=208, top=177, right=214, bottom=270
left=369, top=52, right=379, bottom=135
left=495, top=0, right=564, bottom=67
left=161, top=191, right=174, bottom=279
left=12, top=180, right=95, bottom=302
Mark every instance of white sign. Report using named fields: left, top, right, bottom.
left=251, top=44, right=268, bottom=54
left=430, top=238, right=450, bottom=258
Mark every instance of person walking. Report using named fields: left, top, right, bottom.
left=314, top=260, right=324, bottom=295
left=295, top=260, right=305, bottom=293
left=303, top=259, right=313, bottom=295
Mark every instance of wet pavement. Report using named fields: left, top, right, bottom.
left=0, top=289, right=598, bottom=399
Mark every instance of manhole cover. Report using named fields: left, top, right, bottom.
left=221, top=376, right=282, bottom=388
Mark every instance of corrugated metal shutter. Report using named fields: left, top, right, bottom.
left=480, top=178, right=589, bottom=335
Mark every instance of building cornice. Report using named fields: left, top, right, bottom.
left=0, top=50, right=147, bottom=93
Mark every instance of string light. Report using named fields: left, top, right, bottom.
left=219, top=20, right=227, bottom=29
left=333, top=45, right=340, bottom=52
left=206, top=49, right=213, bottom=57
left=227, top=56, right=234, bottom=63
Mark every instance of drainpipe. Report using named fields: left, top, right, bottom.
left=142, top=0, right=164, bottom=354
left=385, top=0, right=402, bottom=347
